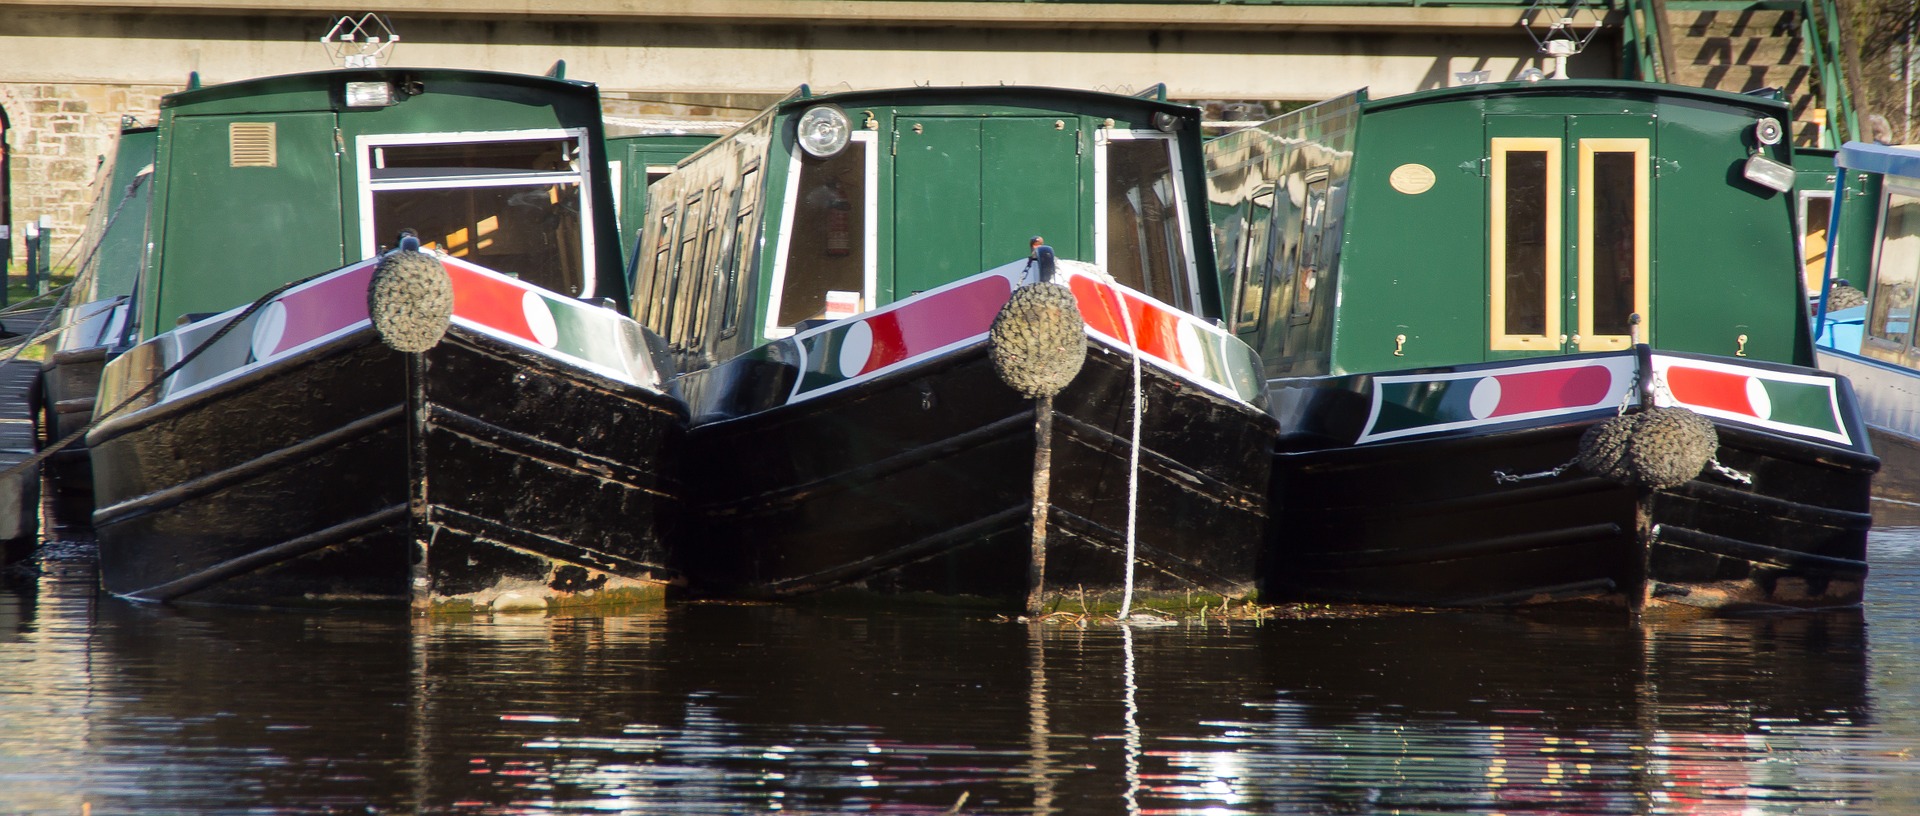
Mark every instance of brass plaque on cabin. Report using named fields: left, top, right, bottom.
left=1390, top=163, right=1435, bottom=195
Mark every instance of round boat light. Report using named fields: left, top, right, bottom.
left=1152, top=111, right=1180, bottom=133
left=1755, top=117, right=1784, bottom=147
left=797, top=105, right=851, bottom=158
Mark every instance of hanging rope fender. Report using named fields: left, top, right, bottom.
left=368, top=237, right=454, bottom=353
left=1495, top=407, right=1752, bottom=489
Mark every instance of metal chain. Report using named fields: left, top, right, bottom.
left=1494, top=458, right=1577, bottom=484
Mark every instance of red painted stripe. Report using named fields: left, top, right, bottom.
left=447, top=261, right=538, bottom=343
left=1666, top=365, right=1757, bottom=416
left=1489, top=364, right=1614, bottom=417
left=857, top=276, right=1013, bottom=375
left=267, top=262, right=375, bottom=355
left=1067, top=275, right=1187, bottom=369
left=859, top=310, right=909, bottom=375
left=894, top=276, right=1013, bottom=351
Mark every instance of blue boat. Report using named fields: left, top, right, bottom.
left=1814, top=142, right=1920, bottom=503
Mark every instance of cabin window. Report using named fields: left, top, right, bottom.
left=685, top=181, right=726, bottom=348
left=1868, top=190, right=1920, bottom=348
left=721, top=166, right=760, bottom=339
left=775, top=138, right=871, bottom=328
left=1102, top=133, right=1193, bottom=310
left=646, top=207, right=678, bottom=327
left=1294, top=177, right=1329, bottom=319
left=666, top=197, right=706, bottom=346
left=1235, top=185, right=1275, bottom=330
left=360, top=131, right=594, bottom=298
left=1800, top=190, right=1834, bottom=297
left=1489, top=138, right=1562, bottom=350
left=1576, top=139, right=1650, bottom=350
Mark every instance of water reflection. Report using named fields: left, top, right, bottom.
left=1, top=528, right=1917, bottom=813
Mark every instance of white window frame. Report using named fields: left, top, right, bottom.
left=763, top=129, right=879, bottom=339
left=356, top=127, right=597, bottom=298
left=1094, top=129, right=1202, bottom=306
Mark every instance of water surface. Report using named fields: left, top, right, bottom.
left=5, top=509, right=1920, bottom=814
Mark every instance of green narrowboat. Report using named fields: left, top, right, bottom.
left=637, top=86, right=1277, bottom=611
left=86, top=68, right=686, bottom=610
left=31, top=122, right=157, bottom=515
left=1206, top=80, right=1875, bottom=613
left=606, top=131, right=718, bottom=269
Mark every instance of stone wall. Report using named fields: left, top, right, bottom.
left=1, top=82, right=173, bottom=273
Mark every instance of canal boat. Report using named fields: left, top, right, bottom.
left=86, top=68, right=685, bottom=610
left=1812, top=141, right=1920, bottom=503
left=31, top=122, right=156, bottom=517
left=1205, top=81, right=1875, bottom=613
left=606, top=131, right=719, bottom=267
left=637, top=86, right=1276, bottom=611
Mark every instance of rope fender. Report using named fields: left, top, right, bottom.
left=988, top=281, right=1086, bottom=399
left=368, top=237, right=454, bottom=354
left=1577, top=405, right=1719, bottom=490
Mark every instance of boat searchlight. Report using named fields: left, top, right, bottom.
left=1741, top=116, right=1793, bottom=193
left=798, top=105, right=852, bottom=158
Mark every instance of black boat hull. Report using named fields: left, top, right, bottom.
left=679, top=340, right=1277, bottom=611
left=89, top=328, right=685, bottom=611
left=1270, top=417, right=1876, bottom=612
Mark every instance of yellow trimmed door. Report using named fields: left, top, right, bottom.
left=1486, top=114, right=1653, bottom=358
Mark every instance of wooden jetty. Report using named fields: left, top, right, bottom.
left=0, top=307, right=51, bottom=564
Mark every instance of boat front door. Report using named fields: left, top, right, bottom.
left=1485, top=114, right=1653, bottom=359
left=892, top=116, right=1082, bottom=301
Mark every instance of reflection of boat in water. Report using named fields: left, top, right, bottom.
left=1222, top=611, right=1872, bottom=812
left=1204, top=81, right=1876, bottom=613
left=85, top=68, right=685, bottom=610
left=2, top=565, right=1880, bottom=813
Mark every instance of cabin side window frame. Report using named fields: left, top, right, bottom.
left=720, top=162, right=762, bottom=341
left=665, top=192, right=707, bottom=347
left=1488, top=136, right=1563, bottom=351
left=646, top=205, right=678, bottom=328
left=1798, top=187, right=1835, bottom=299
left=1235, top=183, right=1276, bottom=332
left=1574, top=137, right=1651, bottom=351
left=685, top=179, right=726, bottom=349
left=764, top=129, right=879, bottom=339
left=354, top=127, right=597, bottom=298
left=1094, top=128, right=1202, bottom=311
left=1865, top=179, right=1920, bottom=355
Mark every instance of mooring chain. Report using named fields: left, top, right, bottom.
left=1707, top=459, right=1754, bottom=485
left=1492, top=458, right=1577, bottom=484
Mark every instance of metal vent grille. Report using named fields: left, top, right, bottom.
left=229, top=122, right=277, bottom=167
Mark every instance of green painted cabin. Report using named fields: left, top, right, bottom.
left=73, top=125, right=157, bottom=307
left=633, top=85, right=1218, bottom=373
left=1206, top=80, right=1811, bottom=383
left=136, top=68, right=627, bottom=342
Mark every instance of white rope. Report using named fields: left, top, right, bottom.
left=1106, top=274, right=1144, bottom=621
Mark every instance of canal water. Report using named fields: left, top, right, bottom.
left=5, top=510, right=1920, bottom=815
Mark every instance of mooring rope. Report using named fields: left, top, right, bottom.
left=0, top=268, right=328, bottom=484
left=1094, top=270, right=1145, bottom=621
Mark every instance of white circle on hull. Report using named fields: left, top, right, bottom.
left=1469, top=376, right=1502, bottom=419
left=840, top=319, right=874, bottom=379
left=523, top=290, right=559, bottom=348
left=251, top=300, right=288, bottom=361
left=1746, top=376, right=1772, bottom=420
